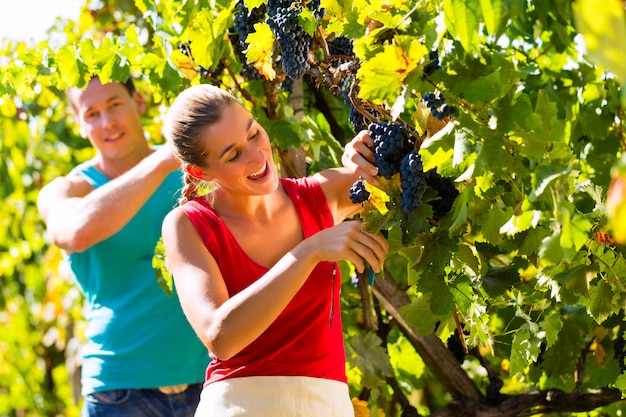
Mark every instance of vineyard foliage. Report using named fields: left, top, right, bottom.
left=2, top=0, right=626, bottom=415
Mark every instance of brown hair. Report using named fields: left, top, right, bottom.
left=66, top=76, right=136, bottom=114
left=162, top=84, right=240, bottom=203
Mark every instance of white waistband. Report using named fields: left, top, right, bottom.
left=195, top=376, right=355, bottom=417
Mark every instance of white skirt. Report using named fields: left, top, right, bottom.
left=194, top=375, right=355, bottom=417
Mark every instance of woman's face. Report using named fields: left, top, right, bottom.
left=198, top=103, right=278, bottom=196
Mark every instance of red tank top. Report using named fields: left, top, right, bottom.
left=181, top=177, right=347, bottom=385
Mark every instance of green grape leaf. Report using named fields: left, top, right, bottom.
left=56, top=44, right=88, bottom=88
left=510, top=327, right=541, bottom=376
left=298, top=8, right=317, bottom=36
left=580, top=279, right=620, bottom=324
left=541, top=313, right=563, bottom=349
left=360, top=175, right=403, bottom=234
left=400, top=293, right=449, bottom=336
left=346, top=332, right=394, bottom=388
left=420, top=276, right=456, bottom=316
left=479, top=0, right=506, bottom=37
left=153, top=237, right=173, bottom=297
left=443, top=0, right=479, bottom=53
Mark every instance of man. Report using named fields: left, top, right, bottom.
left=37, top=76, right=208, bottom=417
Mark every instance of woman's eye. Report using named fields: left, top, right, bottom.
left=249, top=130, right=259, bottom=140
left=228, top=150, right=241, bottom=162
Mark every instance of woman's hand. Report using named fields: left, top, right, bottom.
left=306, top=220, right=389, bottom=273
left=342, top=130, right=379, bottom=186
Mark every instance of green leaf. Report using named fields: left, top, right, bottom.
left=510, top=327, right=541, bottom=376
left=499, top=210, right=541, bottom=236
left=418, top=275, right=456, bottom=316
left=541, top=313, right=563, bottom=349
left=56, top=44, right=87, bottom=88
left=299, top=8, right=317, bottom=36
left=246, top=0, right=266, bottom=10
left=152, top=237, right=173, bottom=297
left=580, top=279, right=620, bottom=324
left=560, top=213, right=591, bottom=252
left=529, top=165, right=572, bottom=202
left=614, top=371, right=626, bottom=392
left=346, top=332, right=394, bottom=388
left=400, top=294, right=449, bottom=336
left=481, top=265, right=520, bottom=298
left=479, top=0, right=506, bottom=37
left=443, top=0, right=480, bottom=53
left=540, top=230, right=577, bottom=265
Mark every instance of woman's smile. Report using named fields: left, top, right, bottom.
left=247, top=162, right=268, bottom=180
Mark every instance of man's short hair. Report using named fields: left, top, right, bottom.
left=66, top=76, right=137, bottom=114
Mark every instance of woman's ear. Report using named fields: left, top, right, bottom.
left=184, top=163, right=212, bottom=181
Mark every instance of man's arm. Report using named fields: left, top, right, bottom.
left=38, top=146, right=180, bottom=254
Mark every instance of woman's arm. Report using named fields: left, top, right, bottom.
left=162, top=207, right=387, bottom=361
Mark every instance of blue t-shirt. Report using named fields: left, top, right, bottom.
left=67, top=160, right=209, bottom=395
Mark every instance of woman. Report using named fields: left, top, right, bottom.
left=161, top=84, right=387, bottom=416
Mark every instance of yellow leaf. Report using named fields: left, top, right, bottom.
left=364, top=181, right=390, bottom=215
left=171, top=49, right=195, bottom=70
left=357, top=40, right=426, bottom=104
left=573, top=0, right=626, bottom=83
left=607, top=174, right=626, bottom=244
left=352, top=398, right=370, bottom=417
left=245, top=23, right=275, bottom=80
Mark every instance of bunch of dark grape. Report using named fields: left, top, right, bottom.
left=447, top=329, right=467, bottom=364
left=346, top=96, right=379, bottom=134
left=422, top=92, right=456, bottom=120
left=422, top=50, right=440, bottom=77
left=348, top=100, right=367, bottom=133
left=267, top=0, right=312, bottom=79
left=228, top=32, right=263, bottom=80
left=197, top=61, right=225, bottom=80
left=400, top=150, right=427, bottom=213
left=230, top=2, right=267, bottom=80
left=306, top=0, right=324, bottom=19
left=369, top=122, right=416, bottom=179
left=233, top=1, right=267, bottom=49
left=425, top=169, right=459, bottom=220
left=328, top=37, right=355, bottom=95
left=179, top=41, right=192, bottom=58
left=349, top=178, right=370, bottom=204
left=279, top=77, right=294, bottom=95
left=328, top=36, right=354, bottom=65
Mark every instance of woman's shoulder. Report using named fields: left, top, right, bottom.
left=280, top=176, right=325, bottom=204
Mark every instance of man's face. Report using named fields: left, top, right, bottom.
left=69, top=78, right=146, bottom=158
